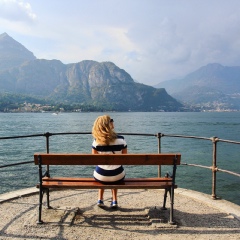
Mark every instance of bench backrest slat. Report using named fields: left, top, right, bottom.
left=34, top=153, right=181, bottom=165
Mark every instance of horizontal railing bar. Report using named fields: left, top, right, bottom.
left=119, top=133, right=157, bottom=137
left=0, top=132, right=156, bottom=140
left=217, top=138, right=240, bottom=144
left=162, top=134, right=212, bottom=141
left=217, top=168, right=240, bottom=177
left=49, top=132, right=92, bottom=135
left=181, top=163, right=240, bottom=178
left=182, top=163, right=212, bottom=170
left=0, top=161, right=34, bottom=168
left=0, top=132, right=93, bottom=140
left=0, top=134, right=45, bottom=140
left=1, top=132, right=240, bottom=144
left=160, top=134, right=240, bottom=144
left=46, top=132, right=157, bottom=137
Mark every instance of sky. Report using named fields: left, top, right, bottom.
left=1, top=0, right=240, bottom=86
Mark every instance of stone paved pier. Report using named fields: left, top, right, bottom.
left=0, top=188, right=239, bottom=239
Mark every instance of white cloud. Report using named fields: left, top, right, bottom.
left=1, top=0, right=240, bottom=85
left=0, top=0, right=36, bottom=22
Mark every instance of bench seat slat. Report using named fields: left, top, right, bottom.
left=40, top=181, right=176, bottom=189
left=42, top=177, right=173, bottom=182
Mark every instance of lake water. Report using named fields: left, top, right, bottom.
left=0, top=112, right=239, bottom=205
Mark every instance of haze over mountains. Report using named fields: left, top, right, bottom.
left=0, top=33, right=182, bottom=112
left=0, top=32, right=240, bottom=111
left=155, top=63, right=240, bottom=111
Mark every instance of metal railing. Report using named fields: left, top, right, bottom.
left=156, top=133, right=240, bottom=199
left=0, top=132, right=240, bottom=201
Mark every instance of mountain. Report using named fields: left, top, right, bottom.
left=0, top=33, right=36, bottom=71
left=155, top=63, right=240, bottom=110
left=0, top=33, right=183, bottom=111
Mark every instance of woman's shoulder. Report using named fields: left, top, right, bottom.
left=116, top=135, right=125, bottom=140
left=114, top=135, right=127, bottom=146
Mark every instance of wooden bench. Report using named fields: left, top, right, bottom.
left=34, top=153, right=181, bottom=224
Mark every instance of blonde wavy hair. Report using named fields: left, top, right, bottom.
left=92, top=115, right=117, bottom=145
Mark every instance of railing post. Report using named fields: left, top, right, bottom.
left=44, top=132, right=51, bottom=176
left=157, top=133, right=162, bottom=177
left=211, top=136, right=219, bottom=199
left=45, top=132, right=50, bottom=154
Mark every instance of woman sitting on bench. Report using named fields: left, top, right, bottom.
left=92, top=115, right=128, bottom=208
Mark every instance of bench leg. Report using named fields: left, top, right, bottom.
left=37, top=188, right=51, bottom=224
left=37, top=189, right=44, bottom=224
left=37, top=156, right=44, bottom=224
left=169, top=186, right=175, bottom=225
left=161, top=187, right=176, bottom=224
left=168, top=155, right=177, bottom=224
left=161, top=188, right=170, bottom=210
left=46, top=189, right=51, bottom=209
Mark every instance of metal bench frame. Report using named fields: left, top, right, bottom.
left=34, top=153, right=181, bottom=224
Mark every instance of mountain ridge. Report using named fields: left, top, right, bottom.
left=0, top=33, right=183, bottom=111
left=0, top=33, right=36, bottom=71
